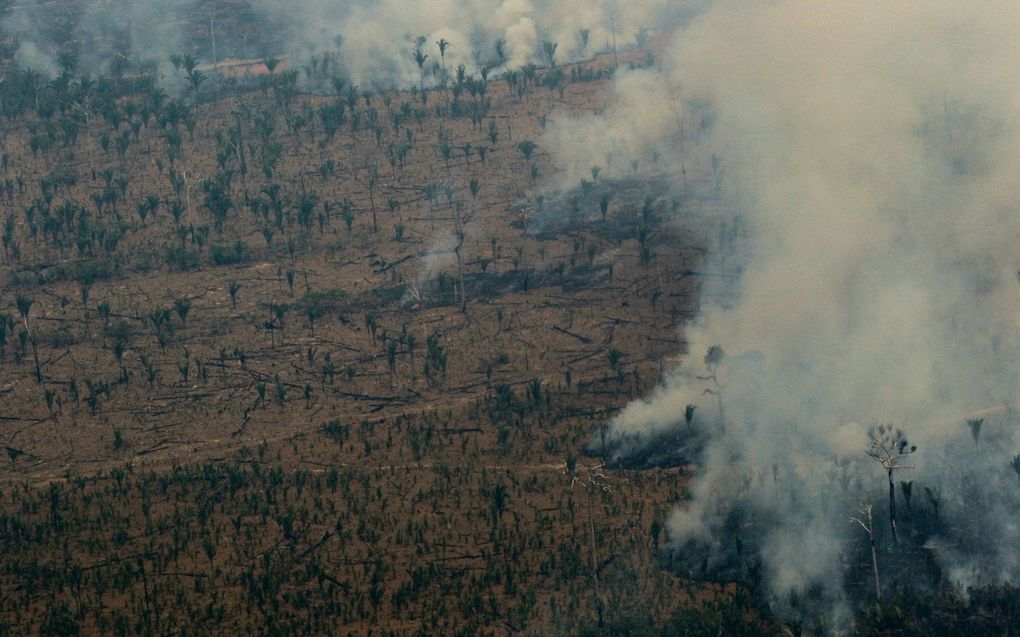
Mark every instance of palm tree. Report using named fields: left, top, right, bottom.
left=15, top=295, right=32, bottom=322
left=262, top=56, right=280, bottom=74
left=436, top=39, right=450, bottom=70
left=174, top=297, right=192, bottom=327
left=182, top=53, right=198, bottom=74
left=967, top=418, right=983, bottom=444
left=187, top=69, right=206, bottom=99
left=413, top=49, right=428, bottom=92
left=541, top=41, right=558, bottom=67
left=516, top=140, right=536, bottom=160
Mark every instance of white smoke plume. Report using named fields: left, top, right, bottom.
left=4, top=0, right=1019, bottom=627
left=3, top=4, right=61, bottom=76
left=2, top=1, right=187, bottom=79
left=546, top=0, right=1020, bottom=626
left=1, top=0, right=680, bottom=98
left=254, top=0, right=674, bottom=86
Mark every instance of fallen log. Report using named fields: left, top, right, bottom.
left=552, top=324, right=593, bottom=344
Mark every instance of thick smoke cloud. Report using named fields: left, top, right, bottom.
left=542, top=68, right=682, bottom=187
left=547, top=0, right=1020, bottom=625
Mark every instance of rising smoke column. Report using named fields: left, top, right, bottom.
left=546, top=0, right=1020, bottom=624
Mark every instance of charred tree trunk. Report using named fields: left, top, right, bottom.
left=887, top=468, right=898, bottom=546
left=22, top=315, right=41, bottom=384
left=586, top=485, right=605, bottom=631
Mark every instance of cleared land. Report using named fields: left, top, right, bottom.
left=0, top=43, right=749, bottom=635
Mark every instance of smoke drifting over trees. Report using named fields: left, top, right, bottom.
left=552, top=0, right=1020, bottom=626
left=1, top=0, right=682, bottom=87
left=2, top=0, right=1019, bottom=631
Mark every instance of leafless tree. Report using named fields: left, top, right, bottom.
left=603, top=3, right=621, bottom=69
left=867, top=424, right=916, bottom=546
left=453, top=198, right=474, bottom=313
left=16, top=295, right=41, bottom=383
left=697, top=345, right=726, bottom=433
left=570, top=462, right=612, bottom=632
left=851, top=504, right=881, bottom=600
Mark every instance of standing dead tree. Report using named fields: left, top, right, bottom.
left=851, top=504, right=881, bottom=601
left=866, top=424, right=916, bottom=546
left=570, top=461, right=612, bottom=632
left=697, top=345, right=726, bottom=433
left=16, top=294, right=41, bottom=383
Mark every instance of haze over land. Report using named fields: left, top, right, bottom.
left=0, top=0, right=1018, bottom=635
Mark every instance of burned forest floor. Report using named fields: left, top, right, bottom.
left=0, top=43, right=770, bottom=636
